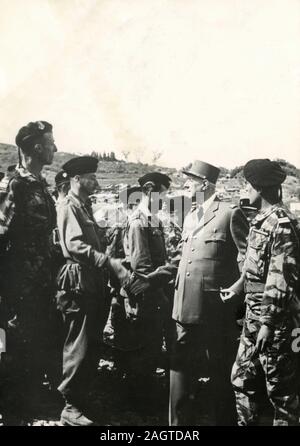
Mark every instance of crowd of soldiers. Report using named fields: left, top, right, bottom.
left=0, top=120, right=299, bottom=426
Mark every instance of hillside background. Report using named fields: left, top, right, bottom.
left=0, top=143, right=299, bottom=206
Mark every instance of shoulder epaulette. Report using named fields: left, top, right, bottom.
left=278, top=216, right=291, bottom=225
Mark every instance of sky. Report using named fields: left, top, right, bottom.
left=0, top=0, right=300, bottom=169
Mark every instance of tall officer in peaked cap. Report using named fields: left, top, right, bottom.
left=169, top=160, right=249, bottom=426
left=56, top=156, right=131, bottom=426
left=222, top=159, right=300, bottom=425
left=0, top=121, right=57, bottom=424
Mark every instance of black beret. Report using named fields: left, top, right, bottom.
left=119, top=185, right=142, bottom=205
left=55, top=170, right=70, bottom=187
left=138, top=172, right=171, bottom=189
left=15, top=121, right=53, bottom=151
left=244, top=159, right=286, bottom=187
left=62, top=156, right=98, bottom=177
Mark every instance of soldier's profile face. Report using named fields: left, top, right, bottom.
left=247, top=182, right=260, bottom=206
left=79, top=173, right=98, bottom=194
left=39, top=131, right=57, bottom=165
left=184, top=177, right=204, bottom=198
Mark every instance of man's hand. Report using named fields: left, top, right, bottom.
left=124, top=297, right=138, bottom=320
left=107, top=258, right=130, bottom=287
left=147, top=264, right=175, bottom=281
left=128, top=264, right=176, bottom=296
left=255, top=325, right=274, bottom=354
left=128, top=274, right=150, bottom=296
left=220, top=288, right=237, bottom=303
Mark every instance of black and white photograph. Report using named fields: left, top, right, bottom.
left=0, top=0, right=300, bottom=429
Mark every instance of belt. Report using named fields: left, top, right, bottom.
left=244, top=282, right=265, bottom=293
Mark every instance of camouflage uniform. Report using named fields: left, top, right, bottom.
left=0, top=167, right=56, bottom=414
left=163, top=219, right=182, bottom=263
left=162, top=218, right=182, bottom=361
left=231, top=204, right=300, bottom=426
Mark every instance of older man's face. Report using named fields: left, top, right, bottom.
left=79, top=173, right=99, bottom=195
left=184, top=177, right=205, bottom=198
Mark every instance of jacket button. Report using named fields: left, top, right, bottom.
left=188, top=260, right=192, bottom=264
left=191, top=248, right=195, bottom=252
left=186, top=272, right=190, bottom=277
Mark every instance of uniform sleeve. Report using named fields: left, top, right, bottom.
left=260, top=223, right=299, bottom=328
left=0, top=178, right=22, bottom=240
left=230, top=207, right=249, bottom=271
left=127, top=218, right=154, bottom=274
left=58, top=204, right=107, bottom=268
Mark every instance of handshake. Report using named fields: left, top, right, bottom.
left=127, top=264, right=177, bottom=296
left=107, top=258, right=176, bottom=296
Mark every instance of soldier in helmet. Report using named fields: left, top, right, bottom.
left=221, top=159, right=300, bottom=426
left=0, top=121, right=57, bottom=424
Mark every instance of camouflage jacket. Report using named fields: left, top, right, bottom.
left=163, top=219, right=182, bottom=262
left=0, top=167, right=56, bottom=299
left=124, top=204, right=167, bottom=276
left=241, top=203, right=300, bottom=328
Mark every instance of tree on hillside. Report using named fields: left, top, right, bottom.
left=121, top=150, right=130, bottom=161
left=230, top=165, right=244, bottom=178
left=152, top=150, right=163, bottom=165
left=110, top=151, right=116, bottom=161
left=274, top=159, right=300, bottom=179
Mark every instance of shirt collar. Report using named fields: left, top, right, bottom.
left=68, top=190, right=88, bottom=207
left=252, top=203, right=282, bottom=225
left=138, top=201, right=152, bottom=218
left=194, top=193, right=217, bottom=214
left=16, top=165, right=46, bottom=185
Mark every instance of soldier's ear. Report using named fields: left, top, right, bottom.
left=73, top=175, right=80, bottom=183
left=143, top=181, right=155, bottom=194
left=202, top=179, right=209, bottom=191
left=34, top=143, right=43, bottom=155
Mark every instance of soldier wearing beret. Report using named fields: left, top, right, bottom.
left=221, top=159, right=300, bottom=425
left=0, top=165, right=17, bottom=192
left=54, top=170, right=70, bottom=206
left=122, top=172, right=174, bottom=410
left=103, top=185, right=142, bottom=354
left=169, top=160, right=249, bottom=426
left=56, top=156, right=132, bottom=426
left=0, top=121, right=57, bottom=424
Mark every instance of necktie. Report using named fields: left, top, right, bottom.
left=197, top=205, right=204, bottom=222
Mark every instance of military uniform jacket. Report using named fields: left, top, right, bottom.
left=124, top=204, right=168, bottom=305
left=240, top=203, right=300, bottom=328
left=57, top=191, right=107, bottom=296
left=0, top=167, right=56, bottom=302
left=172, top=197, right=249, bottom=325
